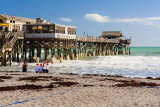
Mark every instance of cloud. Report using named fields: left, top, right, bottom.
left=60, top=18, right=72, bottom=22
left=142, top=21, right=160, bottom=28
left=84, top=14, right=110, bottom=22
left=145, top=17, right=160, bottom=21
left=113, top=17, right=160, bottom=23
left=152, top=37, right=160, bottom=41
left=84, top=13, right=160, bottom=28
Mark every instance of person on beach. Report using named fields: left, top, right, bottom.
left=42, top=60, right=46, bottom=73
left=22, top=61, right=28, bottom=72
left=45, top=62, right=50, bottom=73
left=35, top=64, right=39, bottom=73
left=39, top=64, right=43, bottom=73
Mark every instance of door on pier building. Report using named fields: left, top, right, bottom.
left=0, top=19, right=4, bottom=31
left=0, top=26, right=3, bottom=31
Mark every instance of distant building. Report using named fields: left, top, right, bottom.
left=102, top=31, right=122, bottom=39
left=0, top=14, right=36, bottom=32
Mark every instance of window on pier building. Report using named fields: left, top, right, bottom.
left=27, top=25, right=32, bottom=33
left=68, top=28, right=76, bottom=35
left=32, top=26, right=38, bottom=33
left=55, top=26, right=65, bottom=34
left=10, top=20, right=15, bottom=23
left=37, top=26, right=42, bottom=33
left=26, top=22, right=31, bottom=24
left=42, top=26, right=49, bottom=33
left=49, top=26, right=55, bottom=33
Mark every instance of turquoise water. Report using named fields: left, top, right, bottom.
left=30, top=47, right=160, bottom=61
left=22, top=47, right=160, bottom=77
left=130, top=47, right=160, bottom=56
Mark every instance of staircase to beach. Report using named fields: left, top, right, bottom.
left=0, top=31, right=24, bottom=65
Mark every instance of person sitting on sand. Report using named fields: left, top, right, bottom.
left=39, top=64, right=43, bottom=73
left=35, top=64, right=39, bottom=73
left=22, top=61, right=28, bottom=72
left=45, top=62, right=50, bottom=73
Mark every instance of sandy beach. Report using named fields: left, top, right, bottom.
left=0, top=71, right=160, bottom=107
left=1, top=0, right=160, bottom=107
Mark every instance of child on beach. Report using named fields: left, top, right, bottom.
left=35, top=64, right=39, bottom=73
left=42, top=60, right=46, bottom=73
left=46, top=62, right=50, bottom=73
left=39, top=64, right=43, bottom=73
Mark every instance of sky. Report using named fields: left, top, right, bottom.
left=0, top=0, right=160, bottom=47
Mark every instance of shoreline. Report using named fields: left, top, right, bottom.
left=0, top=70, right=160, bottom=106
left=1, top=54, right=160, bottom=78
left=1, top=69, right=160, bottom=79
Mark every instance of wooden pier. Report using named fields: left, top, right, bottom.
left=0, top=31, right=131, bottom=66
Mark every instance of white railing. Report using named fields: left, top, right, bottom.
left=24, top=32, right=128, bottom=44
left=56, top=34, right=76, bottom=40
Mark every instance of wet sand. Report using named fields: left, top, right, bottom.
left=0, top=71, right=160, bottom=107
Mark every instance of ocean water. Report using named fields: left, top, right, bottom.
left=49, top=47, right=160, bottom=78
left=130, top=47, right=160, bottom=56
left=1, top=47, right=160, bottom=78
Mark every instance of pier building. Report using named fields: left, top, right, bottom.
left=102, top=31, right=130, bottom=54
left=0, top=14, right=131, bottom=66
left=24, top=23, right=76, bottom=39
left=0, top=14, right=36, bottom=32
left=102, top=31, right=122, bottom=39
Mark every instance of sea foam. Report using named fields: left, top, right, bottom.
left=1, top=56, right=160, bottom=78
left=50, top=55, right=160, bottom=78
